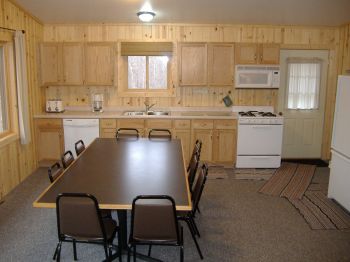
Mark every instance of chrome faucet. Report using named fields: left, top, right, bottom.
left=144, top=101, right=156, bottom=114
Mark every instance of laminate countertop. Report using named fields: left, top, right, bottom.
left=34, top=108, right=239, bottom=120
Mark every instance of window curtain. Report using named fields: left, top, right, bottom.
left=286, top=58, right=322, bottom=110
left=14, top=30, right=31, bottom=145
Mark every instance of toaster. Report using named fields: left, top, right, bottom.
left=46, top=99, right=64, bottom=113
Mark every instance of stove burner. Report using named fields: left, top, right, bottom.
left=239, top=111, right=276, bottom=117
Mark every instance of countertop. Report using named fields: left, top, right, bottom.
left=34, top=107, right=239, bottom=120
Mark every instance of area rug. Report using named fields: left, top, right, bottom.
left=290, top=191, right=350, bottom=230
left=207, top=166, right=228, bottom=179
left=234, top=168, right=276, bottom=180
left=259, top=162, right=298, bottom=196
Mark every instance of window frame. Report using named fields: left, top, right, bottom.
left=0, top=41, right=18, bottom=146
left=117, top=42, right=176, bottom=98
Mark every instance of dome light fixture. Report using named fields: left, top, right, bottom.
left=137, top=11, right=156, bottom=22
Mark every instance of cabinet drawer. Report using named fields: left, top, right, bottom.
left=214, top=120, right=237, bottom=129
left=174, top=120, right=191, bottom=129
left=192, top=120, right=214, bottom=129
left=100, top=119, right=117, bottom=128
left=117, top=119, right=144, bottom=129
left=101, top=128, right=116, bottom=138
left=36, top=119, right=62, bottom=129
left=146, top=119, right=172, bottom=129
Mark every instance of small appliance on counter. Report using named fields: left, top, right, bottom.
left=46, top=99, right=64, bottom=113
left=92, top=93, right=104, bottom=112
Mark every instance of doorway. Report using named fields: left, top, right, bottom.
left=278, top=50, right=329, bottom=158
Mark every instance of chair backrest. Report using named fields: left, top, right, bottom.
left=75, top=140, right=85, bottom=156
left=48, top=162, right=63, bottom=183
left=130, top=195, right=180, bottom=244
left=61, top=150, right=74, bottom=169
left=148, top=129, right=172, bottom=140
left=116, top=128, right=139, bottom=139
left=187, top=140, right=202, bottom=172
left=191, top=163, right=208, bottom=213
left=56, top=193, right=107, bottom=241
left=188, top=153, right=200, bottom=188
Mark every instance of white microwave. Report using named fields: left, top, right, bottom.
left=235, top=65, right=280, bottom=88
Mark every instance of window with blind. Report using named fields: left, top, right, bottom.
left=119, top=42, right=174, bottom=97
left=286, top=58, right=322, bottom=110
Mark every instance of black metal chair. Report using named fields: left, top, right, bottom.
left=54, top=193, right=121, bottom=262
left=187, top=140, right=202, bottom=172
left=128, top=195, right=184, bottom=262
left=148, top=129, right=172, bottom=140
left=48, top=162, right=63, bottom=183
left=61, top=150, right=74, bottom=169
left=178, top=163, right=208, bottom=260
left=188, top=153, right=200, bottom=190
left=74, top=140, right=85, bottom=156
left=116, top=128, right=139, bottom=139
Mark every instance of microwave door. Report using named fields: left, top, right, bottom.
left=236, top=71, right=272, bottom=88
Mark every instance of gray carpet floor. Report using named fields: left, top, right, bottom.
left=0, top=167, right=349, bottom=262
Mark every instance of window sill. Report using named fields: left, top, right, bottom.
left=0, top=132, right=19, bottom=148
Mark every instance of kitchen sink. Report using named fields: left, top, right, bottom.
left=123, top=111, right=170, bottom=116
left=147, top=111, right=170, bottom=116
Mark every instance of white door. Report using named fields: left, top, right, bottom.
left=278, top=50, right=328, bottom=158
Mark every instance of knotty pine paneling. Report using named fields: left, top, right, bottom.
left=0, top=0, right=43, bottom=199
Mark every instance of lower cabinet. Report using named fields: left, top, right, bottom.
left=100, top=119, right=117, bottom=138
left=192, top=120, right=214, bottom=162
left=117, top=119, right=145, bottom=137
left=173, top=120, right=192, bottom=166
left=35, top=119, right=64, bottom=166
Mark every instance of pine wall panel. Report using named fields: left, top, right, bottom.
left=0, top=0, right=43, bottom=199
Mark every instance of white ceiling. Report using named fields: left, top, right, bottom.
left=15, top=0, right=350, bottom=26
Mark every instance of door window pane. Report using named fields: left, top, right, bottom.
left=287, top=63, right=321, bottom=109
left=128, top=56, right=146, bottom=89
left=149, top=56, right=168, bottom=89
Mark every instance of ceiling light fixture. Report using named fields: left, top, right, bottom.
left=137, top=11, right=156, bottom=22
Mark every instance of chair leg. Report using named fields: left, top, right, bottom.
left=148, top=244, right=152, bottom=256
left=190, top=217, right=201, bottom=237
left=133, top=245, right=136, bottom=262
left=180, top=246, right=184, bottom=262
left=53, top=242, right=60, bottom=260
left=185, top=219, right=203, bottom=260
left=73, top=239, right=78, bottom=260
left=56, top=242, right=62, bottom=262
left=103, top=243, right=109, bottom=261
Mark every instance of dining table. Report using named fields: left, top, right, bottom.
left=33, top=137, right=192, bottom=260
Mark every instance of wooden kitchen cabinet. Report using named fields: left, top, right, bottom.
left=179, top=43, right=207, bottom=86
left=191, top=120, right=214, bottom=161
left=40, top=43, right=84, bottom=86
left=84, top=43, right=115, bottom=85
left=208, top=43, right=234, bottom=86
left=100, top=119, right=117, bottom=138
left=35, top=119, right=64, bottom=166
left=235, top=43, right=279, bottom=65
left=173, top=120, right=191, bottom=165
left=212, top=120, right=237, bottom=163
left=145, top=119, right=173, bottom=137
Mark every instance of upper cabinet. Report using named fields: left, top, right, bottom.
left=40, top=42, right=116, bottom=86
left=84, top=43, right=115, bottom=85
left=235, top=43, right=279, bottom=65
left=179, top=43, right=207, bottom=86
left=208, top=44, right=234, bottom=86
left=179, top=43, right=234, bottom=87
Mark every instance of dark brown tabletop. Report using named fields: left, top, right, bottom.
left=33, top=138, right=191, bottom=211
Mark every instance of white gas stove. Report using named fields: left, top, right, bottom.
left=236, top=110, right=284, bottom=168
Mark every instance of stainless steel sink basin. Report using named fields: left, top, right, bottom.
left=123, top=111, right=170, bottom=116
left=147, top=111, right=170, bottom=116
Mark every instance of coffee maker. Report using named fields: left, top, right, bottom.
left=92, top=93, right=104, bottom=112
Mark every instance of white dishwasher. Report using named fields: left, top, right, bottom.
left=63, top=119, right=100, bottom=158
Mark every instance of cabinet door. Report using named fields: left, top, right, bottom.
left=40, top=43, right=61, bottom=85
left=259, top=44, right=280, bottom=64
left=174, top=129, right=191, bottom=165
left=179, top=43, right=207, bottom=86
left=235, top=43, right=258, bottom=64
left=62, top=43, right=84, bottom=85
left=192, top=129, right=212, bottom=161
left=213, top=129, right=236, bottom=164
left=208, top=44, right=234, bottom=86
left=85, top=43, right=115, bottom=85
